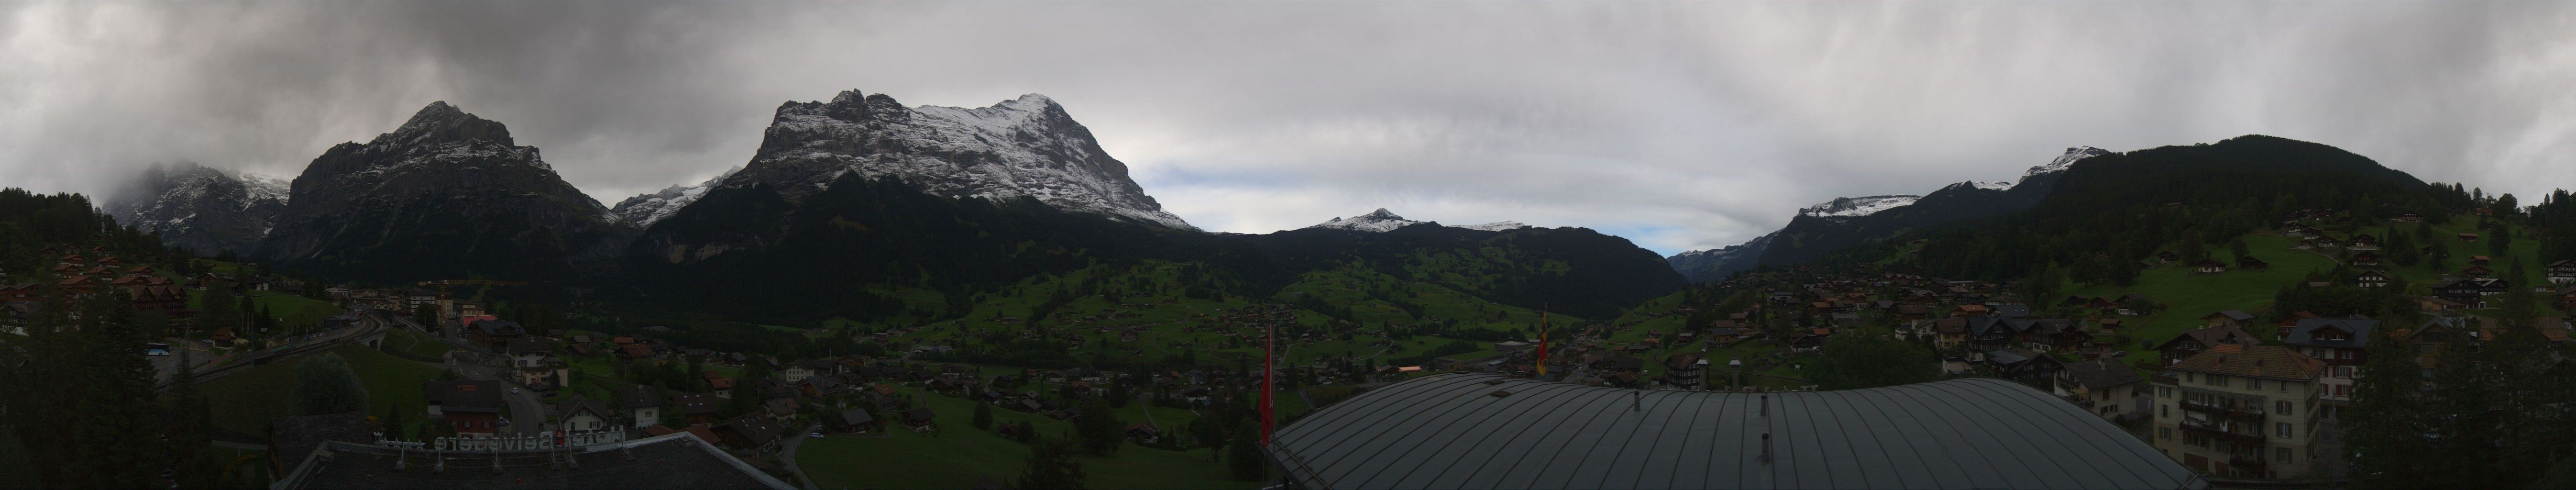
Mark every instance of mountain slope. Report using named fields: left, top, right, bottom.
left=1664, top=232, right=1773, bottom=283
left=1896, top=134, right=2440, bottom=281
left=104, top=162, right=288, bottom=254
left=624, top=174, right=1677, bottom=321
left=1667, top=146, right=2109, bottom=281
left=255, top=101, right=633, bottom=283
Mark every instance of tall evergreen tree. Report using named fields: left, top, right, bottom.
left=295, top=353, right=369, bottom=415
left=1012, top=434, right=1087, bottom=490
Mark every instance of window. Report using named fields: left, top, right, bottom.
left=2160, top=427, right=2173, bottom=440
left=2161, top=405, right=2170, bottom=418
left=2210, top=375, right=2229, bottom=387
left=2277, top=401, right=2291, bottom=416
left=2188, top=372, right=2198, bottom=383
left=2277, top=447, right=2292, bottom=462
left=2247, top=379, right=2262, bottom=390
left=2277, top=423, right=2291, bottom=438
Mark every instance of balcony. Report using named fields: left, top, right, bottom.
left=2180, top=399, right=2267, bottom=421
left=2179, top=420, right=2268, bottom=444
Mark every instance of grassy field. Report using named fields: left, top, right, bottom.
left=381, top=328, right=452, bottom=359
left=202, top=345, right=445, bottom=437
left=185, top=289, right=347, bottom=328
left=2069, top=216, right=2566, bottom=361
left=795, top=384, right=1252, bottom=490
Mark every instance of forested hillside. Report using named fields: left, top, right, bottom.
left=618, top=174, right=1680, bottom=327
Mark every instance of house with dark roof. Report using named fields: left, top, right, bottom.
left=621, top=385, right=665, bottom=429
left=425, top=380, right=506, bottom=437
left=467, top=319, right=526, bottom=349
left=672, top=393, right=723, bottom=425
left=2155, top=325, right=2258, bottom=366
left=2054, top=358, right=2147, bottom=422
left=828, top=409, right=877, bottom=434
left=2202, top=310, right=2255, bottom=329
left=1984, top=347, right=2063, bottom=387
left=2285, top=317, right=2375, bottom=409
left=713, top=415, right=787, bottom=454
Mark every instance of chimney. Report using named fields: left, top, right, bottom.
left=1760, top=433, right=1773, bottom=465
left=1632, top=391, right=1642, bottom=412
left=1761, top=394, right=1769, bottom=417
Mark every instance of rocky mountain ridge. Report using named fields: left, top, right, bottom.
left=103, top=162, right=288, bottom=254
left=254, top=101, right=633, bottom=283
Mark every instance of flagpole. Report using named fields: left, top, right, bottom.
left=1260, top=321, right=1275, bottom=447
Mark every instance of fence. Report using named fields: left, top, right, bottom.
left=402, top=430, right=629, bottom=452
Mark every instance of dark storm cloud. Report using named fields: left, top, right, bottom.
left=4, top=2, right=2573, bottom=255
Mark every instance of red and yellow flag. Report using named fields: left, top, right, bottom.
left=1534, top=309, right=1550, bottom=377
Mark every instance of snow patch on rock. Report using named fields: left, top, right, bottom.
left=1304, top=209, right=1532, bottom=233
left=614, top=167, right=741, bottom=226
left=1798, top=195, right=1921, bottom=217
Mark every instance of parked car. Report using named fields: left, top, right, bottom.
left=808, top=431, right=826, bottom=439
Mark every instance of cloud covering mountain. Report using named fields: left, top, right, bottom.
left=7, top=2, right=2576, bottom=255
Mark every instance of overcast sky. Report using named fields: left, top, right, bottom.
left=5, top=2, right=2574, bottom=256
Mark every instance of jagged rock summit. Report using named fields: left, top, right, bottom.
left=1303, top=209, right=1529, bottom=233
left=104, top=161, right=288, bottom=254
left=255, top=101, right=630, bottom=282
left=694, top=90, right=1193, bottom=231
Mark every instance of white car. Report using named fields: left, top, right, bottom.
left=509, top=387, right=519, bottom=395
left=808, top=431, right=826, bottom=439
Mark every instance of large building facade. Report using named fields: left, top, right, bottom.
left=2150, top=344, right=2325, bottom=479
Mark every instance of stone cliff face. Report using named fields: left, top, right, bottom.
left=105, top=162, right=288, bottom=254
left=257, top=101, right=633, bottom=282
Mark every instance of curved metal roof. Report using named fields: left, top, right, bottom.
left=1266, top=374, right=2203, bottom=490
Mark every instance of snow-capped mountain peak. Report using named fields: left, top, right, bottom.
left=1969, top=180, right=2013, bottom=191
left=1798, top=195, right=1921, bottom=217
left=2023, top=146, right=2110, bottom=180
left=1307, top=209, right=1425, bottom=232
left=1303, top=209, right=1533, bottom=233
left=613, top=167, right=742, bottom=226
left=718, top=90, right=1195, bottom=231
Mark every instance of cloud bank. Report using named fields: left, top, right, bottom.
left=4, top=2, right=2573, bottom=255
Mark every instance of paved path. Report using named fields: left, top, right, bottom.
left=776, top=422, right=822, bottom=490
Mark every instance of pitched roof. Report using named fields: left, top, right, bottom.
left=2169, top=344, right=2323, bottom=381
left=425, top=380, right=505, bottom=412
left=2285, top=318, right=2379, bottom=348
left=2061, top=358, right=2145, bottom=390
left=2157, top=325, right=2257, bottom=351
